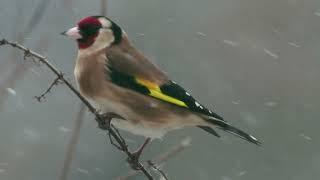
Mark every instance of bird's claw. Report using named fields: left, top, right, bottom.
left=95, top=112, right=124, bottom=130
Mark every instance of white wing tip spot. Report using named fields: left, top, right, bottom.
left=194, top=101, right=204, bottom=109
left=250, top=135, right=257, bottom=141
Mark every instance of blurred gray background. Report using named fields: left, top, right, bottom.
left=1, top=0, right=320, bottom=179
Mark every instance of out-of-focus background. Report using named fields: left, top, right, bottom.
left=1, top=0, right=320, bottom=179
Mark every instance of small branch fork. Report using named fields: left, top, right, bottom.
left=0, top=38, right=169, bottom=180
left=35, top=75, right=63, bottom=102
left=116, top=137, right=191, bottom=180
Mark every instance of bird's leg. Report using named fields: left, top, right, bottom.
left=127, top=137, right=151, bottom=170
left=96, top=112, right=124, bottom=130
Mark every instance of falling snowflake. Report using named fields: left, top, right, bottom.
left=314, top=11, right=320, bottom=17
left=263, top=48, right=279, bottom=59
left=300, top=133, right=312, bottom=141
left=196, top=32, right=207, bottom=37
left=94, top=168, right=104, bottom=174
left=232, top=101, right=240, bottom=105
left=238, top=171, right=247, bottom=176
left=264, top=101, right=278, bottom=107
left=181, top=137, right=192, bottom=147
left=223, top=40, right=239, bottom=47
left=288, top=42, right=300, bottom=48
left=137, top=33, right=145, bottom=36
left=77, top=168, right=90, bottom=175
left=58, top=126, right=72, bottom=133
left=6, top=88, right=16, bottom=96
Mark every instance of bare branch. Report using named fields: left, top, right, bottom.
left=0, top=39, right=154, bottom=180
left=147, top=161, right=168, bottom=180
left=116, top=137, right=192, bottom=180
left=34, top=75, right=63, bottom=102
left=0, top=34, right=51, bottom=108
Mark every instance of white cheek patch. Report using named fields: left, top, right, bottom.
left=97, top=29, right=115, bottom=46
left=98, top=17, right=112, bottom=28
left=78, top=29, right=115, bottom=55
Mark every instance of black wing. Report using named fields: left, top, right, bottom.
left=107, top=65, right=224, bottom=121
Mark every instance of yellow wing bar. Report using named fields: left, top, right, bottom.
left=135, top=78, right=188, bottom=108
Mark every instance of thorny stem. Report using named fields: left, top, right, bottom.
left=0, top=39, right=154, bottom=180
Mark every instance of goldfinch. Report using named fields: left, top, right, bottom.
left=62, top=16, right=260, bottom=146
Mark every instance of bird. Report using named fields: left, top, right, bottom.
left=62, top=15, right=260, bottom=159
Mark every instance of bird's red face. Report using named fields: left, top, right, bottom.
left=63, top=16, right=103, bottom=49
left=63, top=16, right=123, bottom=49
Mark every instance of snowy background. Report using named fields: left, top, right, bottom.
left=1, top=0, right=320, bottom=179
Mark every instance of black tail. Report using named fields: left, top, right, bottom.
left=199, top=117, right=261, bottom=146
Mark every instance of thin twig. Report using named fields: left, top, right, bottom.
left=0, top=34, right=51, bottom=108
left=0, top=39, right=154, bottom=180
left=147, top=161, right=168, bottom=180
left=34, top=75, right=62, bottom=102
left=59, top=104, right=86, bottom=180
left=115, top=137, right=192, bottom=180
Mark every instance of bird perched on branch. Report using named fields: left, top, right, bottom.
left=62, top=16, right=260, bottom=159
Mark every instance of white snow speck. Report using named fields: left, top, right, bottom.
left=94, top=168, right=104, bottom=174
left=77, top=168, right=90, bottom=175
left=221, top=176, right=231, bottom=180
left=237, top=171, right=247, bottom=176
left=137, top=33, right=145, bottom=36
left=181, top=137, right=192, bottom=147
left=196, top=32, right=207, bottom=37
left=232, top=101, right=240, bottom=105
left=263, top=48, right=279, bottom=59
left=264, top=101, right=278, bottom=107
left=314, top=11, right=320, bottom=17
left=6, top=88, right=16, bottom=96
left=223, top=40, right=239, bottom=47
left=288, top=42, right=300, bottom=48
left=300, top=133, right=312, bottom=141
left=272, top=27, right=281, bottom=35
left=58, top=126, right=72, bottom=133
left=0, top=169, right=5, bottom=173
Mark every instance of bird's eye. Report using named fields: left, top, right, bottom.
left=79, top=24, right=101, bottom=37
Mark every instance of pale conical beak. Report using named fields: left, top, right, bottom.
left=61, top=27, right=82, bottom=40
